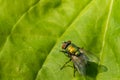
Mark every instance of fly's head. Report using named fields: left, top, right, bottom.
left=61, top=40, right=71, bottom=50
left=60, top=41, right=71, bottom=57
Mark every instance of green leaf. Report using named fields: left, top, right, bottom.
left=0, top=0, right=120, bottom=80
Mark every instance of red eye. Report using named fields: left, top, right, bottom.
left=62, top=43, right=67, bottom=49
left=62, top=41, right=71, bottom=49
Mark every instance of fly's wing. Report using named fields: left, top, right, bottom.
left=79, top=48, right=99, bottom=63
left=71, top=55, right=87, bottom=76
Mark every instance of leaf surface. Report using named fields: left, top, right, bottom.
left=0, top=0, right=120, bottom=80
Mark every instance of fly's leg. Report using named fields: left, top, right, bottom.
left=73, top=64, right=77, bottom=77
left=60, top=59, right=71, bottom=70
left=60, top=50, right=70, bottom=57
left=60, top=50, right=67, bottom=53
left=65, top=65, right=73, bottom=68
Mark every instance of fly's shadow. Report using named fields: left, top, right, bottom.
left=86, top=61, right=108, bottom=78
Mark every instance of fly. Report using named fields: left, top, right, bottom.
left=60, top=41, right=99, bottom=76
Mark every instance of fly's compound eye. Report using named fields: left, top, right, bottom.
left=61, top=41, right=71, bottom=49
left=62, top=43, right=67, bottom=49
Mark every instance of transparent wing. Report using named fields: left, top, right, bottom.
left=71, top=55, right=87, bottom=76
left=79, top=48, right=99, bottom=63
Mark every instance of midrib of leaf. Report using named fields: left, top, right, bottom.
left=96, top=0, right=120, bottom=78
left=0, top=0, right=40, bottom=54
left=99, top=0, right=113, bottom=64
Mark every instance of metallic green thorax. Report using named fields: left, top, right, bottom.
left=66, top=43, right=81, bottom=56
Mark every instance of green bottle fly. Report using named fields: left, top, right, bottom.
left=60, top=41, right=99, bottom=76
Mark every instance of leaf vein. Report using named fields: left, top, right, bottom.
left=99, top=0, right=114, bottom=63
left=0, top=0, right=40, bottom=54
